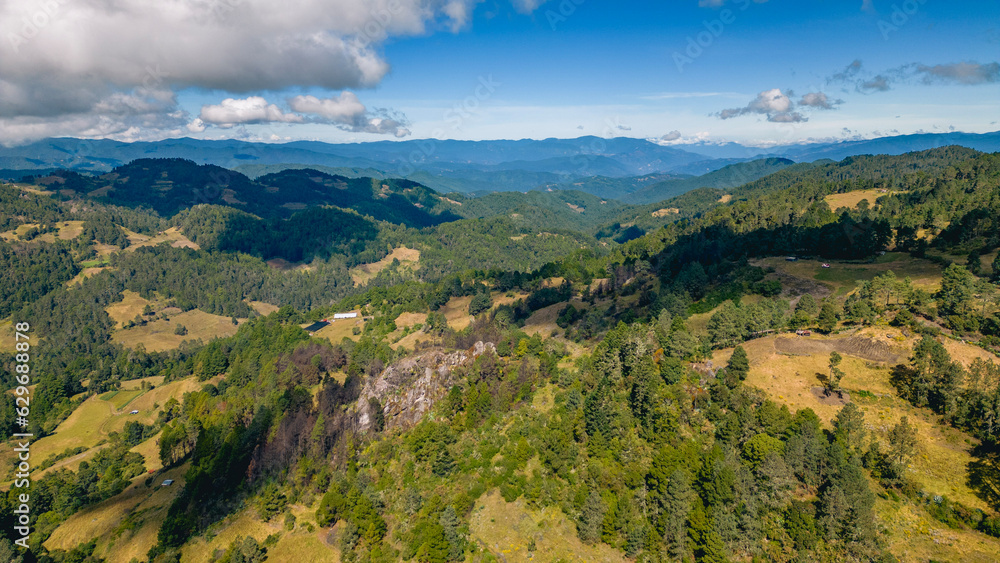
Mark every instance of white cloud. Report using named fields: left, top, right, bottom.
left=718, top=89, right=806, bottom=123
left=799, top=92, right=841, bottom=110
left=289, top=93, right=368, bottom=123
left=0, top=0, right=477, bottom=143
left=660, top=130, right=682, bottom=141
left=199, top=97, right=304, bottom=128
left=916, top=62, right=1000, bottom=85
left=289, top=92, right=410, bottom=137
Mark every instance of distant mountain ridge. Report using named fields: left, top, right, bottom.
left=1, top=131, right=997, bottom=196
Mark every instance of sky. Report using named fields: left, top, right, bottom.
left=0, top=0, right=998, bottom=147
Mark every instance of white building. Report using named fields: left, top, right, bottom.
left=333, top=312, right=358, bottom=319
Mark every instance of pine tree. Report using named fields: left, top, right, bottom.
left=833, top=403, right=866, bottom=454
left=817, top=300, right=839, bottom=333
left=578, top=490, right=606, bottom=543
left=439, top=506, right=464, bottom=562
left=725, top=346, right=750, bottom=387
left=886, top=416, right=918, bottom=468
left=828, top=351, right=844, bottom=392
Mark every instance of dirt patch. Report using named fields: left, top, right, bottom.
left=810, top=386, right=851, bottom=405
left=718, top=194, right=733, bottom=203
left=771, top=270, right=833, bottom=299
left=774, top=334, right=903, bottom=363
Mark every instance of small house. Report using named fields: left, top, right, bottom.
left=161, top=479, right=174, bottom=486
left=786, top=256, right=798, bottom=262
left=795, top=330, right=812, bottom=336
left=129, top=409, right=139, bottom=414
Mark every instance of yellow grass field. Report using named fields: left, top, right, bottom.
left=878, top=499, right=1000, bottom=563
left=753, top=254, right=945, bottom=296
left=45, top=463, right=190, bottom=562
left=106, top=290, right=168, bottom=328
left=0, top=320, right=16, bottom=353
left=1, top=376, right=209, bottom=483
left=181, top=505, right=339, bottom=563
left=470, top=489, right=627, bottom=562
left=113, top=309, right=243, bottom=352
left=441, top=295, right=474, bottom=330
left=249, top=300, right=280, bottom=316
left=718, top=329, right=990, bottom=512
left=349, top=246, right=420, bottom=286
left=824, top=189, right=906, bottom=211
left=312, top=316, right=365, bottom=345
left=66, top=266, right=111, bottom=287
left=125, top=226, right=200, bottom=250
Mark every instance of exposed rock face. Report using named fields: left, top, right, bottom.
left=357, top=341, right=495, bottom=431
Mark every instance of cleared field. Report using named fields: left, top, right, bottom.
left=126, top=226, right=200, bottom=250
left=312, top=316, right=365, bottom=345
left=66, top=266, right=110, bottom=287
left=441, top=295, right=474, bottom=330
left=1, top=376, right=209, bottom=482
left=0, top=320, right=15, bottom=353
left=106, top=290, right=166, bottom=328
left=719, top=329, right=990, bottom=512
left=470, top=489, right=626, bottom=563
left=824, top=189, right=905, bottom=210
left=878, top=498, right=1000, bottom=563
left=249, top=300, right=280, bottom=316
left=113, top=309, right=242, bottom=352
left=45, top=463, right=190, bottom=562
left=941, top=338, right=1000, bottom=368
left=754, top=254, right=945, bottom=295
left=181, top=504, right=339, bottom=563
left=349, top=246, right=420, bottom=286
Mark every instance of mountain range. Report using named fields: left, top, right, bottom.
left=1, top=130, right=999, bottom=200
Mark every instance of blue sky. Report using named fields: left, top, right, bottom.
left=1, top=0, right=997, bottom=146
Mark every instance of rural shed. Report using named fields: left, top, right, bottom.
left=333, top=312, right=359, bottom=319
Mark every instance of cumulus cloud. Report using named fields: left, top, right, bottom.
left=661, top=130, right=682, bottom=141
left=289, top=92, right=410, bottom=137
left=192, top=92, right=411, bottom=137
left=718, top=89, right=806, bottom=123
left=799, top=92, right=841, bottom=109
left=288, top=93, right=368, bottom=123
left=829, top=59, right=1000, bottom=93
left=0, top=0, right=481, bottom=143
left=199, top=97, right=304, bottom=128
left=916, top=62, right=1000, bottom=85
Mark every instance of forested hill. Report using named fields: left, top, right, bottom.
left=30, top=158, right=462, bottom=226
left=593, top=145, right=983, bottom=243
left=7, top=145, right=1000, bottom=562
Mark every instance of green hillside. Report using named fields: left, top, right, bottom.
left=5, top=147, right=1000, bottom=563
